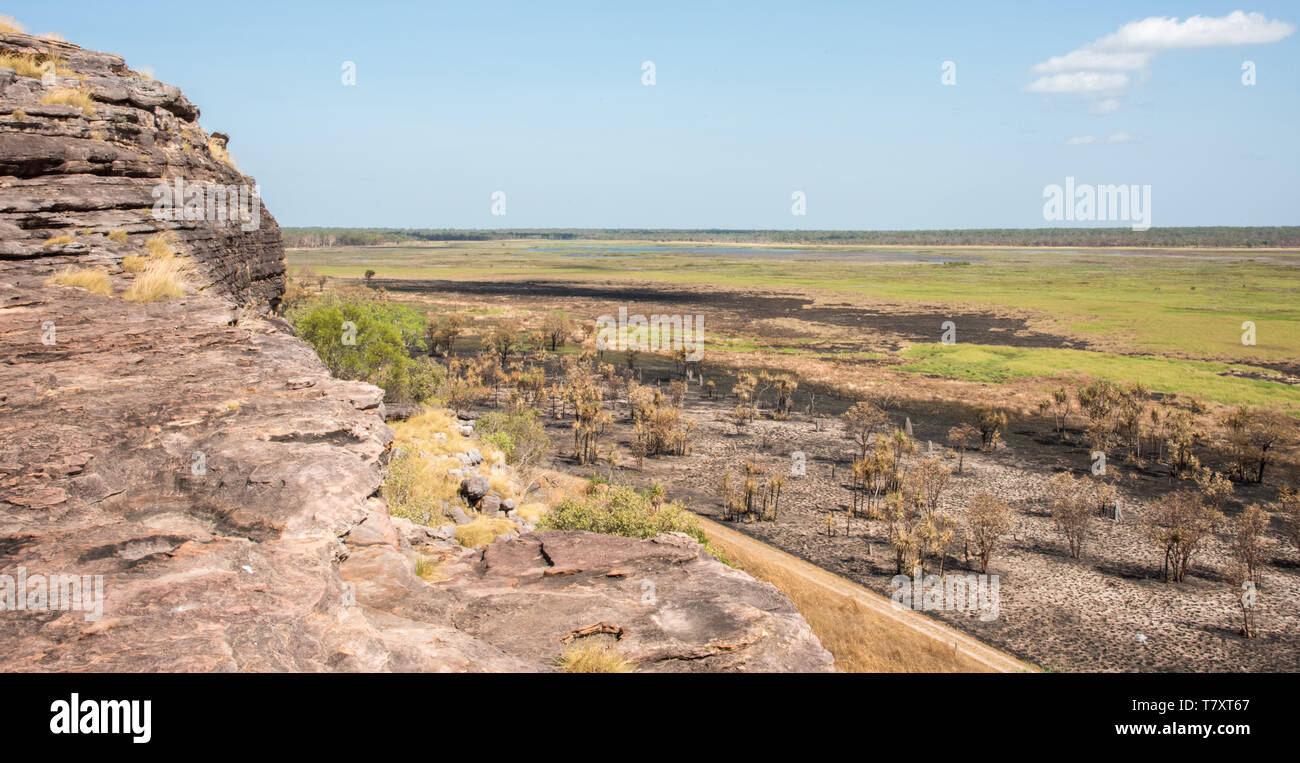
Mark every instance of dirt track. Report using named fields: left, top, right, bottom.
left=699, top=517, right=1034, bottom=673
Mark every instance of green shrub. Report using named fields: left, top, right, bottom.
left=288, top=292, right=437, bottom=405
left=476, top=409, right=550, bottom=468
left=541, top=486, right=728, bottom=563
left=483, top=431, right=514, bottom=459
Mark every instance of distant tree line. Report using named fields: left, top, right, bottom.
left=281, top=226, right=1300, bottom=249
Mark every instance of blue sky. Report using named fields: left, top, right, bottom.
left=17, top=1, right=1300, bottom=229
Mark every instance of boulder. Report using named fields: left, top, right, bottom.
left=459, top=476, right=490, bottom=502
left=480, top=493, right=502, bottom=516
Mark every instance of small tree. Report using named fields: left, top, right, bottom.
left=483, top=319, right=521, bottom=365
left=946, top=423, right=979, bottom=473
left=427, top=312, right=465, bottom=356
left=966, top=492, right=1013, bottom=573
left=1048, top=386, right=1071, bottom=439
left=975, top=407, right=1006, bottom=450
left=544, top=311, right=573, bottom=352
left=1280, top=488, right=1300, bottom=554
left=364, top=268, right=376, bottom=284
left=1046, top=472, right=1093, bottom=560
left=842, top=401, right=888, bottom=460
left=1146, top=490, right=1223, bottom=583
left=1223, top=406, right=1292, bottom=484
left=910, top=456, right=952, bottom=520
left=1231, top=503, right=1270, bottom=584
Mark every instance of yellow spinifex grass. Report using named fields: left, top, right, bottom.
left=207, top=137, right=236, bottom=167
left=142, top=234, right=176, bottom=259
left=45, top=266, right=111, bottom=295
left=43, top=233, right=74, bottom=247
left=40, top=87, right=95, bottom=115
left=0, top=15, right=28, bottom=34
left=120, top=255, right=147, bottom=274
left=108, top=230, right=129, bottom=244
left=555, top=640, right=637, bottom=673
left=123, top=255, right=187, bottom=302
left=453, top=515, right=516, bottom=549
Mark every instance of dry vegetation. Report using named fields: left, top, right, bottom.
left=276, top=257, right=1300, bottom=671
left=45, top=265, right=111, bottom=295
left=39, top=87, right=95, bottom=115
left=554, top=638, right=637, bottom=673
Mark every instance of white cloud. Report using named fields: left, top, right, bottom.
left=1027, top=11, right=1294, bottom=104
left=1089, top=97, right=1122, bottom=115
left=1065, top=133, right=1135, bottom=145
left=1093, top=11, right=1294, bottom=50
left=1030, top=50, right=1152, bottom=74
left=1026, top=71, right=1129, bottom=93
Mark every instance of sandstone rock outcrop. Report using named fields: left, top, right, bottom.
left=0, top=31, right=283, bottom=305
left=0, top=30, right=833, bottom=672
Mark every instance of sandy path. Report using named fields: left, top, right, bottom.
left=698, top=517, right=1034, bottom=673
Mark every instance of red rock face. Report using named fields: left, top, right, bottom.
left=0, top=31, right=833, bottom=672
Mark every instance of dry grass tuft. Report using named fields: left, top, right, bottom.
left=42, top=233, right=74, bottom=247
left=384, top=450, right=459, bottom=525
left=0, top=15, right=28, bottom=34
left=123, top=255, right=187, bottom=302
left=45, top=266, right=111, bottom=295
left=107, top=229, right=129, bottom=244
left=40, top=87, right=95, bottom=115
left=516, top=502, right=547, bottom=523
left=555, top=639, right=637, bottom=673
left=413, top=554, right=447, bottom=583
left=454, top=515, right=516, bottom=548
left=207, top=137, right=236, bottom=167
left=142, top=234, right=176, bottom=259
left=119, top=255, right=147, bottom=273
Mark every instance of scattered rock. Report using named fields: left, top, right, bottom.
left=459, top=476, right=490, bottom=502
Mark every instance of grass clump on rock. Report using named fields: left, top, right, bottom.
left=383, top=449, right=455, bottom=526
left=45, top=265, right=111, bottom=295
left=40, top=87, right=95, bottom=115
left=123, top=255, right=186, bottom=302
left=541, top=485, right=727, bottom=563
left=555, top=639, right=637, bottom=673
left=455, top=515, right=516, bottom=548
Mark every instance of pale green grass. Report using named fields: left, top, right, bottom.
left=288, top=242, right=1300, bottom=372
left=899, top=344, right=1300, bottom=408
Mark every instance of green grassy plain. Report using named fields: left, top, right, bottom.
left=288, top=241, right=1300, bottom=408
